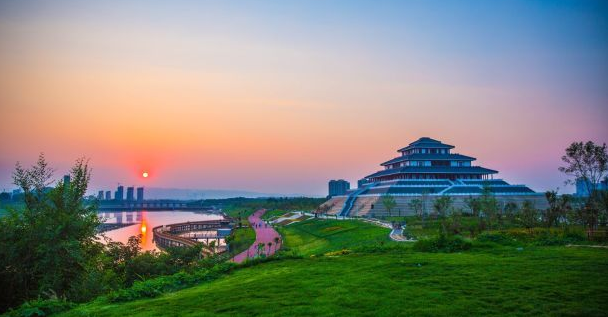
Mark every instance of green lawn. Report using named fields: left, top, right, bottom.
left=58, top=246, right=608, bottom=317
left=54, top=218, right=608, bottom=316
left=278, top=219, right=395, bottom=255
left=227, top=226, right=255, bottom=256
left=261, top=209, right=291, bottom=221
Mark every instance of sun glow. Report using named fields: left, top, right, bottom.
left=142, top=172, right=149, bottom=178
left=141, top=224, right=147, bottom=234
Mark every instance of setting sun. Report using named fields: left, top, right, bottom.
left=142, top=172, right=149, bottom=178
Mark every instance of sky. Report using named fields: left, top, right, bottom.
left=0, top=0, right=606, bottom=196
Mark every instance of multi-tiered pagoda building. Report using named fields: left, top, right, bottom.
left=322, top=137, right=548, bottom=217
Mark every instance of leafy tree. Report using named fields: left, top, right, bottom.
left=479, top=186, right=499, bottom=230
left=503, top=202, right=518, bottom=225
left=559, top=141, right=608, bottom=195
left=274, top=236, right=280, bottom=253
left=409, top=199, right=423, bottom=218
left=559, top=141, right=607, bottom=232
left=433, top=195, right=452, bottom=218
left=595, top=190, right=608, bottom=227
left=0, top=154, right=102, bottom=311
left=433, top=196, right=452, bottom=235
left=445, top=208, right=464, bottom=235
left=381, top=194, right=396, bottom=218
left=464, top=196, right=481, bottom=217
left=543, top=191, right=571, bottom=228
left=519, top=200, right=538, bottom=231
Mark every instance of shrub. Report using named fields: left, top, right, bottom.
left=475, top=233, right=518, bottom=246
left=4, top=299, right=74, bottom=317
left=107, top=262, right=238, bottom=303
left=324, top=249, right=351, bottom=256
left=501, top=228, right=587, bottom=246
left=413, top=235, right=472, bottom=253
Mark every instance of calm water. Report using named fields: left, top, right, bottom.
left=98, top=210, right=222, bottom=251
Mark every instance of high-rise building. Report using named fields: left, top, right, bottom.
left=97, top=190, right=104, bottom=200
left=576, top=177, right=608, bottom=197
left=105, top=191, right=111, bottom=200
left=126, top=187, right=134, bottom=201
left=328, top=179, right=350, bottom=197
left=115, top=185, right=124, bottom=201
left=136, top=187, right=144, bottom=202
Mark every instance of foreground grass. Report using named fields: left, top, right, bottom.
left=278, top=219, right=395, bottom=255
left=53, top=219, right=608, bottom=316
left=57, top=246, right=608, bottom=317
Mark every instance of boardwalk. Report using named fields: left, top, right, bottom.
left=232, top=209, right=281, bottom=263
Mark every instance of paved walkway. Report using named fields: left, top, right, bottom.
left=232, top=209, right=281, bottom=263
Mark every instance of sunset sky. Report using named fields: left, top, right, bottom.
left=0, top=1, right=606, bottom=196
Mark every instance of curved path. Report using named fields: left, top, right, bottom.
left=232, top=209, right=281, bottom=263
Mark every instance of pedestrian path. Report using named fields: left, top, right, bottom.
left=232, top=209, right=281, bottom=263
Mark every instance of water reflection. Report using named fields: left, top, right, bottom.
left=98, top=210, right=222, bottom=251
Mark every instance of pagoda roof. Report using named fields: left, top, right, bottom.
left=365, top=166, right=498, bottom=179
left=398, top=137, right=454, bottom=152
left=381, top=153, right=476, bottom=166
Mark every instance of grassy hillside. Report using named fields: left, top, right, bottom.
left=53, top=217, right=608, bottom=316
left=57, top=245, right=608, bottom=317
left=278, top=219, right=394, bottom=255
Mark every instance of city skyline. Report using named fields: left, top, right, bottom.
left=1, top=1, right=607, bottom=196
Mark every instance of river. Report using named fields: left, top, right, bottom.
left=97, top=210, right=223, bottom=251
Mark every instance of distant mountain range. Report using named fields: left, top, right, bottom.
left=143, top=187, right=307, bottom=200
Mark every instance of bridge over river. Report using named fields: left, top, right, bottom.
left=153, top=218, right=233, bottom=253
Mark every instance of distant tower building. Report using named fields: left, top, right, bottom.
left=97, top=190, right=104, bottom=200
left=576, top=177, right=608, bottom=197
left=115, top=185, right=124, bottom=201
left=136, top=187, right=144, bottom=202
left=328, top=179, right=350, bottom=197
left=126, top=187, right=135, bottom=201
left=105, top=191, right=112, bottom=200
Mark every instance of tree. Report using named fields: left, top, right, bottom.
left=274, top=236, right=280, bottom=253
left=479, top=186, right=499, bottom=229
left=543, top=191, right=571, bottom=228
left=257, top=242, right=265, bottom=257
left=0, top=155, right=101, bottom=311
left=559, top=141, right=607, bottom=233
left=267, top=242, right=272, bottom=255
left=381, top=194, right=396, bottom=218
left=433, top=195, right=452, bottom=218
left=559, top=141, right=608, bottom=196
left=464, top=196, right=481, bottom=217
left=503, top=202, right=518, bottom=226
left=409, top=199, right=423, bottom=218
left=519, top=200, right=538, bottom=231
left=434, top=196, right=452, bottom=235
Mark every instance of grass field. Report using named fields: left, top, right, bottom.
left=260, top=209, right=291, bottom=221
left=55, top=218, right=608, bottom=316
left=278, top=218, right=395, bottom=255
left=57, top=245, right=608, bottom=317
